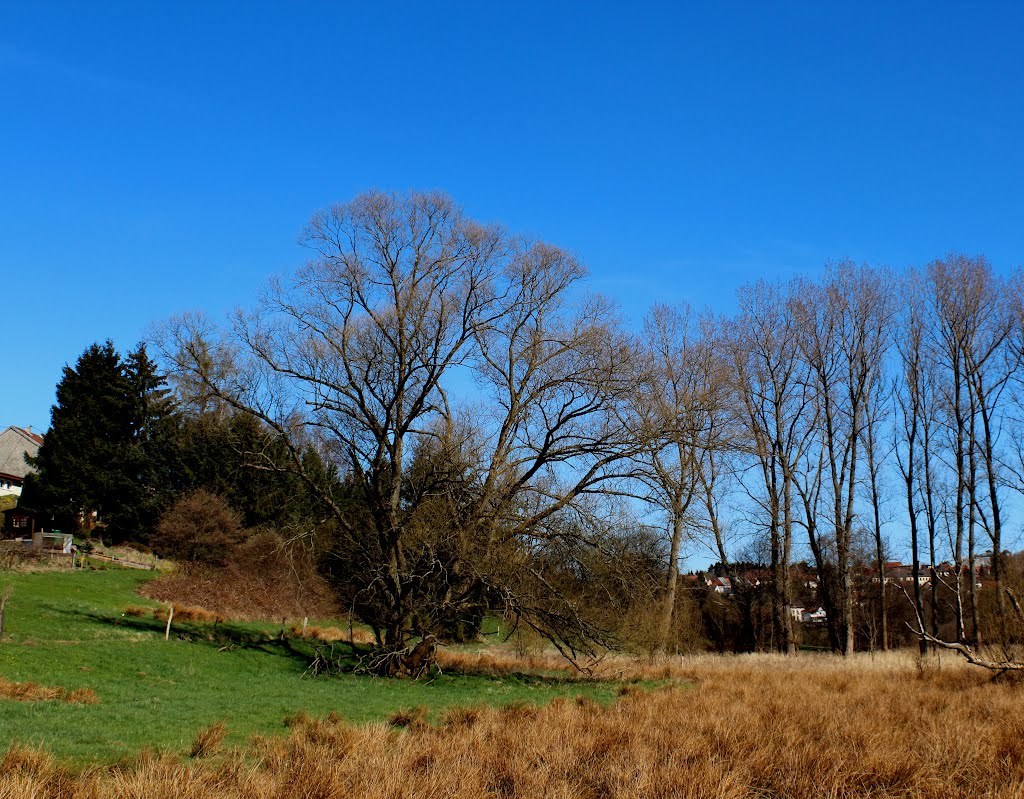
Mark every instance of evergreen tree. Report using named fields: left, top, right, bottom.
left=27, top=341, right=182, bottom=542
left=173, top=409, right=336, bottom=531
left=27, top=341, right=132, bottom=534
left=114, top=344, right=181, bottom=542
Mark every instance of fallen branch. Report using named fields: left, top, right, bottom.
left=906, top=625, right=1024, bottom=672
left=900, top=583, right=1024, bottom=674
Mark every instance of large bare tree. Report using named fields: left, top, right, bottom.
left=157, top=191, right=647, bottom=672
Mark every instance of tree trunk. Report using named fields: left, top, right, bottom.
left=658, top=513, right=685, bottom=653
left=905, top=454, right=927, bottom=656
left=870, top=469, right=888, bottom=651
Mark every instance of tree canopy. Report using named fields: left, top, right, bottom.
left=156, top=190, right=654, bottom=670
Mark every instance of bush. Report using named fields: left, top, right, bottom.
left=141, top=529, right=340, bottom=621
left=155, top=490, right=245, bottom=566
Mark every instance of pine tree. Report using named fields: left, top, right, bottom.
left=26, top=341, right=182, bottom=542
left=27, top=341, right=132, bottom=534
left=115, top=344, right=181, bottom=542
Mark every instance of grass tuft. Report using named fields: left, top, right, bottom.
left=188, top=722, right=227, bottom=758
left=0, top=677, right=98, bottom=704
left=387, top=705, right=429, bottom=729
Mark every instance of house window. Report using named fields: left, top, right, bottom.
left=12, top=516, right=27, bottom=529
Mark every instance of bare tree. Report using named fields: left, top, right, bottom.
left=791, top=262, right=892, bottom=655
left=690, top=315, right=751, bottom=649
left=955, top=258, right=1018, bottom=643
left=893, top=268, right=930, bottom=654
left=157, top=191, right=648, bottom=672
left=632, top=303, right=702, bottom=652
left=861, top=343, right=893, bottom=650
left=728, top=281, right=813, bottom=654
left=633, top=304, right=733, bottom=653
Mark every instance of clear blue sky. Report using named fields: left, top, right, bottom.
left=4, top=2, right=1024, bottom=432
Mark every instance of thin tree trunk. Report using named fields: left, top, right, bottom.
left=903, top=439, right=927, bottom=656
left=781, top=470, right=795, bottom=654
left=866, top=425, right=888, bottom=650
left=977, top=400, right=1007, bottom=646
left=967, top=420, right=982, bottom=646
left=658, top=512, right=684, bottom=653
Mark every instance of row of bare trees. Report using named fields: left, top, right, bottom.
left=639, top=255, right=1024, bottom=656
left=154, top=190, right=1024, bottom=665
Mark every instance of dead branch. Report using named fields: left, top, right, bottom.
left=901, top=583, right=1024, bottom=673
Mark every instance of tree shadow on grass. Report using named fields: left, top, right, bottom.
left=67, top=608, right=366, bottom=672
left=64, top=608, right=627, bottom=689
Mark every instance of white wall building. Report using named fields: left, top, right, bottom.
left=0, top=426, right=43, bottom=498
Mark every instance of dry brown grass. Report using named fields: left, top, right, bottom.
left=4, top=651, right=1024, bottom=798
left=151, top=603, right=222, bottom=624
left=436, top=647, right=580, bottom=677
left=187, top=723, right=227, bottom=759
left=139, top=534, right=339, bottom=622
left=0, top=677, right=98, bottom=705
left=287, top=624, right=376, bottom=645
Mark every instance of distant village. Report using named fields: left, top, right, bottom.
left=689, top=554, right=998, bottom=626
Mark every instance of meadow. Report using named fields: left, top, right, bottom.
left=0, top=566, right=627, bottom=763
left=3, top=566, right=1024, bottom=798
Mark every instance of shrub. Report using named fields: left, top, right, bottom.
left=155, top=490, right=245, bottom=566
left=141, top=529, right=340, bottom=621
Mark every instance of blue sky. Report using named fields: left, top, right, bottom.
left=4, top=2, right=1024, bottom=434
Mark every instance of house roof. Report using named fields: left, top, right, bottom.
left=0, top=426, right=42, bottom=480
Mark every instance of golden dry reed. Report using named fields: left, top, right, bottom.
left=4, top=652, right=1024, bottom=798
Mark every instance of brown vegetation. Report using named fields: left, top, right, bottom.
left=150, top=604, right=221, bottom=624
left=0, top=543, right=37, bottom=572
left=435, top=648, right=575, bottom=677
left=187, top=723, right=227, bottom=759
left=0, top=678, right=97, bottom=705
left=155, top=489, right=245, bottom=567
left=287, top=624, right=376, bottom=646
left=141, top=531, right=339, bottom=621
left=4, top=653, right=1024, bottom=798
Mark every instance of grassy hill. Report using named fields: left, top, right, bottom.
left=0, top=566, right=624, bottom=762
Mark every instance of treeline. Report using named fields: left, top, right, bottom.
left=22, top=342, right=349, bottom=620
left=642, top=256, right=1024, bottom=657
left=23, top=191, right=1024, bottom=667
left=23, top=342, right=332, bottom=542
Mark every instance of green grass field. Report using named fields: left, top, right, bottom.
left=0, top=567, right=624, bottom=763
